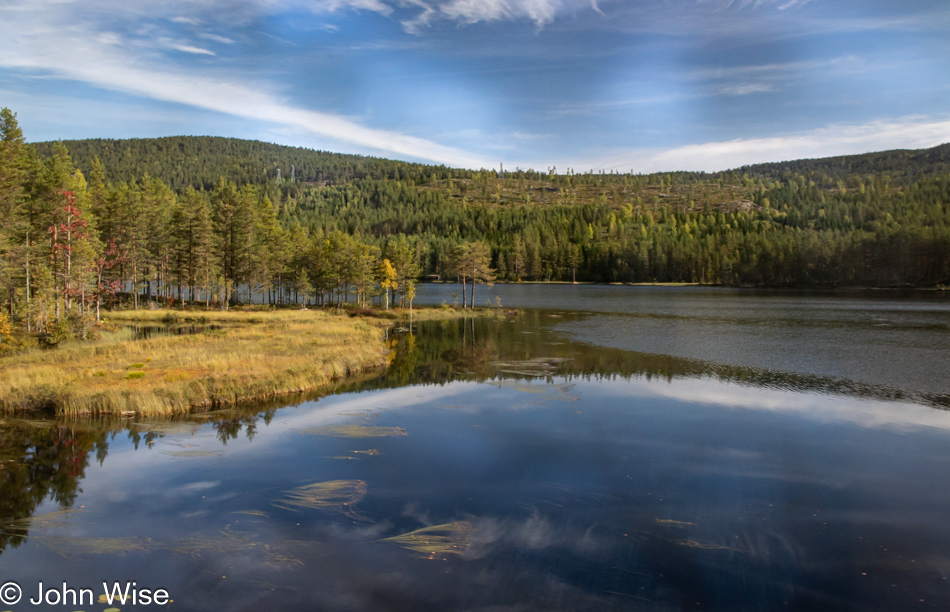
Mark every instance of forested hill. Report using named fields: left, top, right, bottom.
left=34, top=136, right=950, bottom=193
left=32, top=136, right=463, bottom=190
left=11, top=121, right=950, bottom=290
left=732, top=144, right=950, bottom=183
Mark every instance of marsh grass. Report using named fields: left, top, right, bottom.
left=296, top=425, right=407, bottom=438
left=36, top=526, right=301, bottom=565
left=0, top=309, right=389, bottom=416
left=380, top=522, right=472, bottom=558
left=0, top=508, right=83, bottom=537
left=349, top=306, right=511, bottom=322
left=39, top=536, right=151, bottom=557
left=274, top=480, right=367, bottom=519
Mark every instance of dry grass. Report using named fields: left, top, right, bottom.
left=296, top=425, right=408, bottom=438
left=0, top=309, right=389, bottom=416
left=349, top=305, right=510, bottom=322
left=273, top=480, right=367, bottom=517
left=380, top=522, right=472, bottom=558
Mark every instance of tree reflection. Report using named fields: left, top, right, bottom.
left=0, top=421, right=111, bottom=552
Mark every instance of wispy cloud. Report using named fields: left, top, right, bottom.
left=716, top=83, right=777, bottom=96
left=0, top=11, right=490, bottom=167
left=170, top=44, right=216, bottom=55
left=687, top=55, right=862, bottom=82
left=198, top=32, right=235, bottom=44
left=571, top=116, right=950, bottom=173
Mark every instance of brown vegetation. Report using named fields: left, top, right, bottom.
left=0, top=309, right=388, bottom=416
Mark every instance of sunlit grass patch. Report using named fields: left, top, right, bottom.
left=380, top=522, right=472, bottom=558
left=0, top=309, right=390, bottom=416
left=296, top=425, right=407, bottom=438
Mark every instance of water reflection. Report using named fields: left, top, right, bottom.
left=360, top=312, right=950, bottom=409
left=128, top=324, right=222, bottom=340
left=414, top=284, right=950, bottom=396
left=1, top=311, right=949, bottom=611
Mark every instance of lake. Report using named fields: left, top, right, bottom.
left=2, top=285, right=949, bottom=611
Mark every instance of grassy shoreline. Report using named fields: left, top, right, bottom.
left=0, top=306, right=504, bottom=417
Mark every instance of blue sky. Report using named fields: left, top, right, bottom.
left=1, top=0, right=949, bottom=172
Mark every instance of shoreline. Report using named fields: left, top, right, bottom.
left=0, top=307, right=505, bottom=417
left=422, top=280, right=949, bottom=291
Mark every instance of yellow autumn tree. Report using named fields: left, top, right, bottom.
left=378, top=259, right=397, bottom=309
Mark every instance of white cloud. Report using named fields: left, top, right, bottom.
left=563, top=116, right=950, bottom=173
left=598, top=376, right=950, bottom=433
left=199, top=32, right=235, bottom=44
left=0, top=6, right=490, bottom=167
left=400, top=0, right=607, bottom=31
left=716, top=83, right=777, bottom=96
left=171, top=44, right=216, bottom=55
left=688, top=55, right=861, bottom=82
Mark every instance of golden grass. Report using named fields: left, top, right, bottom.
left=40, top=536, right=150, bottom=557
left=0, top=309, right=389, bottom=416
left=0, top=508, right=83, bottom=537
left=380, top=522, right=472, bottom=558
left=348, top=305, right=511, bottom=322
left=273, top=480, right=367, bottom=515
left=404, top=307, right=509, bottom=322
left=296, top=425, right=408, bottom=438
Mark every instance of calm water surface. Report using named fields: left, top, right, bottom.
left=2, top=287, right=950, bottom=612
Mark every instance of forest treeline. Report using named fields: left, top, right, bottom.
left=1, top=109, right=499, bottom=342
left=32, top=131, right=950, bottom=289
left=3, top=108, right=950, bottom=339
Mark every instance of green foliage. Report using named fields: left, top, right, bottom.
left=1, top=123, right=946, bottom=306
left=38, top=317, right=73, bottom=349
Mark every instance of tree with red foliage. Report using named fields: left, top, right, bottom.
left=49, top=190, right=89, bottom=318
left=92, top=238, right=125, bottom=322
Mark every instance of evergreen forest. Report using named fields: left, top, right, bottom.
left=3, top=107, right=950, bottom=337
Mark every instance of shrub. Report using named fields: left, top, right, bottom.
left=161, top=312, right=181, bottom=324
left=68, top=312, right=101, bottom=341
left=39, top=318, right=74, bottom=349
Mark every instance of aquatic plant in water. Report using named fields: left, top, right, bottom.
left=380, top=522, right=473, bottom=558
left=296, top=425, right=407, bottom=438
left=273, top=480, right=367, bottom=517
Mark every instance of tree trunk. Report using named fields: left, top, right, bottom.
left=25, top=230, right=30, bottom=332
left=470, top=266, right=476, bottom=308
